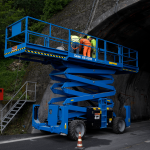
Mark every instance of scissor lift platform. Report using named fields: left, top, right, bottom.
left=4, top=16, right=139, bottom=139
left=4, top=16, right=139, bottom=74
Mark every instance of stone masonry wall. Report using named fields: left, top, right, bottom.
left=21, top=0, right=149, bottom=132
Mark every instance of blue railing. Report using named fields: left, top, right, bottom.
left=5, top=16, right=138, bottom=70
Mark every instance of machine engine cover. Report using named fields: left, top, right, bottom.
left=87, top=107, right=101, bottom=128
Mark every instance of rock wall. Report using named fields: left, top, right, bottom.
left=22, top=0, right=150, bottom=132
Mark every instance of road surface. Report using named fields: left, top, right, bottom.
left=0, top=120, right=150, bottom=150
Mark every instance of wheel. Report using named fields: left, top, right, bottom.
left=113, top=117, right=125, bottom=134
left=68, top=120, right=86, bottom=141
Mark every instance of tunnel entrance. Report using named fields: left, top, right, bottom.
left=89, top=0, right=150, bottom=73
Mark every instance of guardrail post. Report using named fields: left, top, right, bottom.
left=122, top=47, right=124, bottom=65
left=47, top=37, right=49, bottom=48
left=136, top=51, right=138, bottom=67
left=49, top=24, right=51, bottom=48
left=26, top=82, right=28, bottom=100
left=1, top=111, right=3, bottom=134
left=25, top=16, right=28, bottom=43
left=96, top=38, right=98, bottom=60
left=104, top=41, right=107, bottom=62
left=118, top=45, right=121, bottom=64
left=5, top=28, right=8, bottom=50
left=68, top=29, right=71, bottom=54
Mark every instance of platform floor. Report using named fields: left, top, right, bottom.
left=4, top=43, right=139, bottom=74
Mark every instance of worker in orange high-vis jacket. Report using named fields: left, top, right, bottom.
left=79, top=38, right=91, bottom=57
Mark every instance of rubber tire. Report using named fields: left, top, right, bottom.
left=113, top=117, right=126, bottom=134
left=68, top=120, right=86, bottom=141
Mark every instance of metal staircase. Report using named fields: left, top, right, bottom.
left=0, top=81, right=36, bottom=134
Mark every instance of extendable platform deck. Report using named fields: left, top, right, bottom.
left=4, top=16, right=138, bottom=74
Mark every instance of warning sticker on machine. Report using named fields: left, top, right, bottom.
left=12, top=46, right=17, bottom=51
left=94, top=113, right=100, bottom=119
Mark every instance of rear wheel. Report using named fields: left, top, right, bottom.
left=68, top=120, right=86, bottom=140
left=113, top=117, right=125, bottom=134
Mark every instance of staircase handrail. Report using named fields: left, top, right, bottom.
left=0, top=81, right=36, bottom=112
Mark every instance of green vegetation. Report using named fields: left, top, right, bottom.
left=0, top=0, right=72, bottom=99
left=43, top=0, right=72, bottom=20
left=0, top=0, right=72, bottom=135
left=0, top=58, right=29, bottom=100
left=0, top=0, right=72, bottom=59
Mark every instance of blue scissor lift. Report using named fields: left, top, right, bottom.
left=4, top=16, right=139, bottom=140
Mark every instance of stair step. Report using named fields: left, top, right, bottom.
left=11, top=110, right=17, bottom=112
left=15, top=107, right=21, bottom=109
left=2, top=121, right=8, bottom=123
left=5, top=117, right=11, bottom=119
left=27, top=90, right=35, bottom=92
left=17, top=102, right=25, bottom=104
left=17, top=103, right=24, bottom=105
left=9, top=113, right=15, bottom=115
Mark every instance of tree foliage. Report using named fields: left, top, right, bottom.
left=0, top=0, right=72, bottom=59
left=43, top=0, right=72, bottom=20
left=0, top=0, right=24, bottom=59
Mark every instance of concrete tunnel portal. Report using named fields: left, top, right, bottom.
left=89, top=0, right=150, bottom=72
left=38, top=0, right=150, bottom=126
left=86, top=0, right=150, bottom=120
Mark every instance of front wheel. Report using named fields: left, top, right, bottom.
left=113, top=117, right=126, bottom=134
left=68, top=120, right=86, bottom=140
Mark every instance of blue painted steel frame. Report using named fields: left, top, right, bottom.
left=5, top=16, right=136, bottom=134
left=124, top=106, right=131, bottom=127
left=4, top=16, right=139, bottom=73
left=32, top=62, right=117, bottom=134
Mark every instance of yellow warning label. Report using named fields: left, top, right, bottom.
left=109, top=61, right=117, bottom=65
left=109, top=118, right=112, bottom=121
left=64, top=123, right=67, bottom=129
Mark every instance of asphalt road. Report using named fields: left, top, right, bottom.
left=0, top=120, right=150, bottom=150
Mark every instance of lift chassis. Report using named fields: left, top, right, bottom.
left=32, top=62, right=130, bottom=140
left=4, top=16, right=138, bottom=140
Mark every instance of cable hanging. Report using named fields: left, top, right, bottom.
left=84, top=0, right=100, bottom=34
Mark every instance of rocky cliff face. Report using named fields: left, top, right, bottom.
left=23, top=0, right=150, bottom=132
